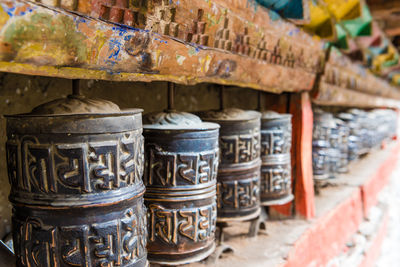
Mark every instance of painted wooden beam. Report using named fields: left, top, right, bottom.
left=317, top=48, right=400, bottom=105
left=367, top=1, right=400, bottom=37
left=313, top=82, right=400, bottom=108
left=0, top=0, right=325, bottom=93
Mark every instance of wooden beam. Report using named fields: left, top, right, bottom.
left=0, top=0, right=325, bottom=93
left=368, top=1, right=400, bottom=37
left=368, top=0, right=400, bottom=14
left=313, top=82, right=400, bottom=108
left=385, top=27, right=400, bottom=37
left=314, top=48, right=400, bottom=107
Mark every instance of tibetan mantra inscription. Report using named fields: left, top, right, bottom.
left=5, top=95, right=148, bottom=267
left=198, top=109, right=262, bottom=221
left=143, top=112, right=220, bottom=265
left=6, top=132, right=144, bottom=196
left=260, top=112, right=293, bottom=205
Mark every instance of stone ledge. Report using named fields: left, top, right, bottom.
left=204, top=141, right=399, bottom=267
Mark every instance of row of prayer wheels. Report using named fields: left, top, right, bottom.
left=312, top=108, right=397, bottom=182
left=5, top=85, right=293, bottom=266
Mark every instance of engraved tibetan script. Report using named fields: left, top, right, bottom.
left=220, top=129, right=260, bottom=164
left=260, top=164, right=291, bottom=194
left=261, top=127, right=291, bottom=156
left=13, top=207, right=147, bottom=267
left=148, top=203, right=217, bottom=245
left=217, top=178, right=260, bottom=210
left=6, top=132, right=144, bottom=195
left=145, top=147, right=218, bottom=187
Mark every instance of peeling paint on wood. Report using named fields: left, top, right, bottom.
left=313, top=82, right=400, bottom=108
left=314, top=48, right=400, bottom=107
left=0, top=0, right=325, bottom=93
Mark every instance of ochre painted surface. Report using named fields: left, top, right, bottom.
left=282, top=140, right=399, bottom=267
left=283, top=189, right=364, bottom=267
left=290, top=92, right=315, bottom=219
left=0, top=0, right=325, bottom=93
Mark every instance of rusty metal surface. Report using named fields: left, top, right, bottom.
left=143, top=111, right=219, bottom=265
left=259, top=111, right=293, bottom=206
left=197, top=109, right=261, bottom=222
left=5, top=95, right=148, bottom=267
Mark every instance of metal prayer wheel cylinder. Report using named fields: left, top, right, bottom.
left=349, top=109, right=369, bottom=155
left=259, top=111, right=293, bottom=205
left=6, top=95, right=148, bottom=267
left=335, top=118, right=350, bottom=174
left=328, top=120, right=340, bottom=178
left=312, top=111, right=334, bottom=181
left=339, top=112, right=361, bottom=162
left=312, top=140, right=330, bottom=180
left=198, top=108, right=261, bottom=221
left=143, top=112, right=219, bottom=265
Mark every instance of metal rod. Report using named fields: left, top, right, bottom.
left=257, top=91, right=262, bottom=111
left=72, top=80, right=81, bottom=96
left=219, top=85, right=224, bottom=110
left=167, top=82, right=175, bottom=111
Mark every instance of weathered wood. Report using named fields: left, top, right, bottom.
left=290, top=92, right=315, bottom=219
left=314, top=82, right=400, bottom=108
left=316, top=47, right=400, bottom=106
left=0, top=0, right=325, bottom=93
left=367, top=0, right=400, bottom=37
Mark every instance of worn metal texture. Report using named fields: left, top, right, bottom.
left=5, top=95, right=148, bottom=267
left=337, top=112, right=362, bottom=162
left=197, top=109, right=261, bottom=222
left=143, top=111, right=219, bottom=265
left=312, top=111, right=334, bottom=181
left=328, top=123, right=341, bottom=179
left=259, top=111, right=293, bottom=206
left=335, top=118, right=350, bottom=174
left=0, top=0, right=324, bottom=93
left=0, top=73, right=262, bottom=240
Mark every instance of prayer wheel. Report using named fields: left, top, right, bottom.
left=6, top=93, right=148, bottom=267
left=328, top=119, right=340, bottom=178
left=338, top=112, right=361, bottom=162
left=143, top=111, right=219, bottom=265
left=335, top=118, right=350, bottom=174
left=259, top=111, right=293, bottom=205
left=312, top=111, right=334, bottom=181
left=198, top=108, right=261, bottom=221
